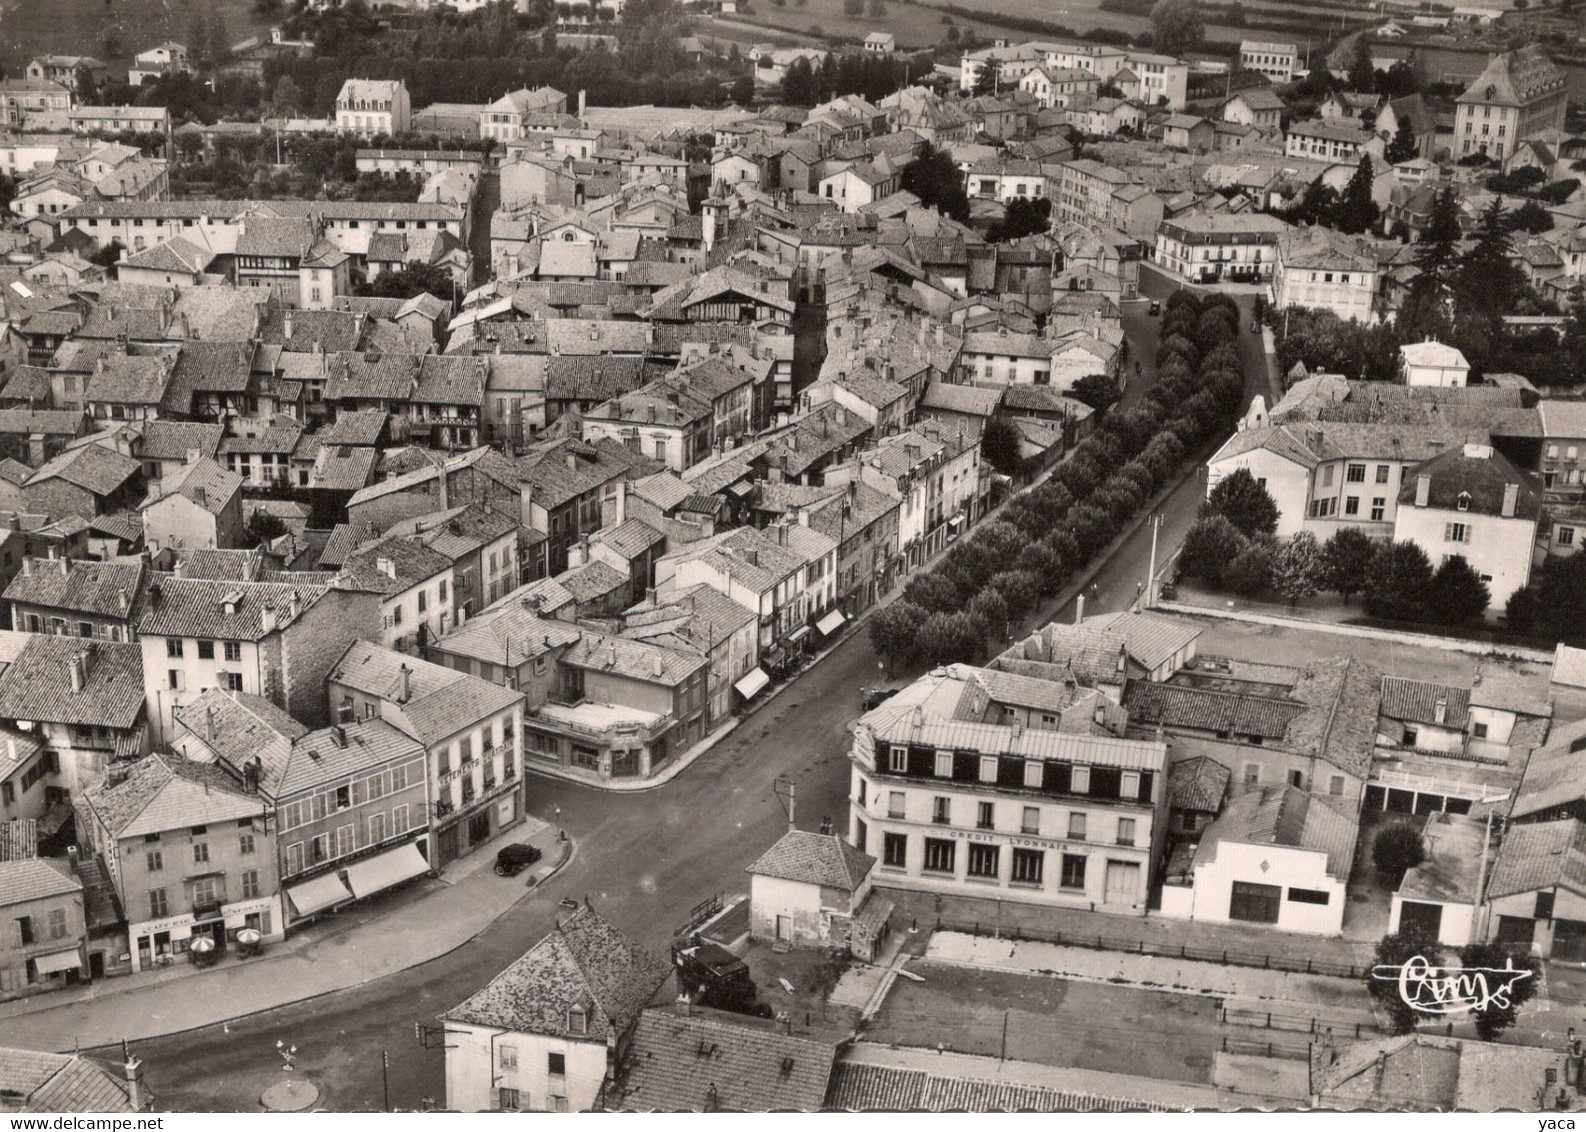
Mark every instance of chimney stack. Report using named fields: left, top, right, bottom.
left=1414, top=474, right=1430, bottom=507
left=1502, top=482, right=1519, bottom=518
left=398, top=663, right=411, bottom=702
left=69, top=651, right=86, bottom=693
left=1074, top=592, right=1084, bottom=625
left=124, top=1054, right=145, bottom=1112
left=1433, top=696, right=1447, bottom=725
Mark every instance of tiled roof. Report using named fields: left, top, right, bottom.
left=1511, top=720, right=1586, bottom=820
left=3, top=556, right=143, bottom=619
left=442, top=904, right=671, bottom=1041
left=1379, top=676, right=1470, bottom=730
left=825, top=1061, right=1171, bottom=1112
left=340, top=536, right=453, bottom=595
left=612, top=1007, right=838, bottom=1112
left=747, top=830, right=875, bottom=891
left=138, top=420, right=224, bottom=462
left=1123, top=680, right=1303, bottom=740
left=145, top=457, right=242, bottom=513
left=556, top=559, right=628, bottom=604
left=0, top=635, right=143, bottom=728
left=560, top=624, right=706, bottom=687
left=137, top=578, right=329, bottom=642
left=0, top=1049, right=144, bottom=1113
left=25, top=443, right=140, bottom=496
left=414, top=355, right=486, bottom=406
left=1088, top=611, right=1203, bottom=672
left=319, top=411, right=389, bottom=447
left=1168, top=755, right=1230, bottom=814
left=328, top=639, right=524, bottom=745
left=180, top=548, right=264, bottom=582
left=1196, top=784, right=1358, bottom=880
left=432, top=605, right=582, bottom=666
left=1487, top=817, right=1586, bottom=899
left=81, top=752, right=263, bottom=840
left=0, top=857, right=79, bottom=908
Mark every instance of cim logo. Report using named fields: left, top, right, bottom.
left=1370, top=954, right=1534, bottom=1015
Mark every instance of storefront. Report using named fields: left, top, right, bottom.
left=814, top=609, right=846, bottom=641
left=344, top=842, right=431, bottom=901
left=433, top=782, right=520, bottom=868
left=222, top=896, right=283, bottom=944
left=284, top=872, right=353, bottom=924
left=31, top=946, right=84, bottom=986
left=734, top=666, right=771, bottom=704
left=131, top=911, right=196, bottom=972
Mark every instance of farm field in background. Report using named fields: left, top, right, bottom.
left=701, top=0, right=1015, bottom=52
left=0, top=0, right=267, bottom=74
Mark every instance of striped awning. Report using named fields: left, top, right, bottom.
left=343, top=842, right=430, bottom=900
left=285, top=872, right=353, bottom=918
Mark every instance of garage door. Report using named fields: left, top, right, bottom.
left=1230, top=881, right=1281, bottom=924
left=1554, top=919, right=1586, bottom=962
left=1104, top=861, right=1141, bottom=905
left=1398, top=901, right=1443, bottom=941
left=1496, top=915, right=1536, bottom=949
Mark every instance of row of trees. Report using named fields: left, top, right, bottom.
left=777, top=51, right=931, bottom=106
left=1371, top=923, right=1538, bottom=1039
left=1181, top=473, right=1493, bottom=623
left=869, top=290, right=1249, bottom=672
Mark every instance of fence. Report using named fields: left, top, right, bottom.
left=1220, top=1004, right=1383, bottom=1040
left=933, top=917, right=1366, bottom=980
left=1219, top=1033, right=1311, bottom=1061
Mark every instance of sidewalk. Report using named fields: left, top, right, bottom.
left=0, top=817, right=571, bottom=1053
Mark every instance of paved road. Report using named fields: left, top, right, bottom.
left=98, top=271, right=1276, bottom=1112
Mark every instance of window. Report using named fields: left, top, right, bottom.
left=1446, top=522, right=1469, bottom=544
left=1060, top=853, right=1086, bottom=889
left=1559, top=527, right=1576, bottom=547
left=1457, top=492, right=1471, bottom=512
left=1244, top=763, right=1260, bottom=787
left=1011, top=848, right=1043, bottom=885
left=888, top=791, right=905, bottom=819
left=197, top=640, right=214, bottom=660
left=224, top=671, right=243, bottom=692
left=934, top=751, right=952, bottom=777
left=889, top=746, right=906, bottom=772
left=1071, top=766, right=1090, bottom=794
left=1322, top=465, right=1334, bottom=487
left=932, top=797, right=950, bottom=824
left=1021, top=806, right=1040, bottom=834
left=166, top=637, right=183, bottom=657
left=1116, top=817, right=1136, bottom=846
left=224, top=641, right=241, bottom=662
left=193, top=842, right=209, bottom=864
left=335, top=785, right=351, bottom=810
left=967, top=843, right=999, bottom=879
left=1288, top=887, right=1330, bottom=905
left=923, top=838, right=955, bottom=873
left=883, top=832, right=907, bottom=867
left=1370, top=498, right=1385, bottom=522
left=498, top=1088, right=520, bottom=1111
left=1344, top=496, right=1359, bottom=517
left=241, top=870, right=260, bottom=899
left=1068, top=812, right=1087, bottom=840
left=1537, top=891, right=1555, bottom=920
left=548, top=1052, right=567, bottom=1076
left=1346, top=463, right=1365, bottom=483
left=1229, top=880, right=1281, bottom=923
left=1121, top=771, right=1140, bottom=800
left=1376, top=465, right=1390, bottom=484
left=46, top=908, right=66, bottom=940
left=977, top=801, right=994, bottom=829
left=148, top=887, right=168, bottom=918
left=978, top=756, right=997, bottom=783
left=499, top=1044, right=518, bottom=1071
left=1329, top=775, right=1345, bottom=795
left=146, top=850, right=162, bottom=871
left=1024, top=760, right=1043, bottom=788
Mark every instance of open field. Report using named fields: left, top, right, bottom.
left=0, top=0, right=268, bottom=74
left=867, top=960, right=1224, bottom=1083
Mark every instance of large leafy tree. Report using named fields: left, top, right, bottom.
left=869, top=601, right=924, bottom=674
left=1274, top=531, right=1323, bottom=606
left=1070, top=373, right=1119, bottom=413
left=1363, top=540, right=1433, bottom=622
left=1458, top=941, right=1540, bottom=1041
left=357, top=261, right=456, bottom=302
left=979, top=416, right=1025, bottom=476
left=1427, top=554, right=1490, bottom=625
left=1400, top=184, right=1461, bottom=341
left=900, top=142, right=970, bottom=223
left=1370, top=925, right=1441, bottom=1035
left=1150, top=0, right=1204, bottom=57
left=1201, top=468, right=1279, bottom=538
left=1321, top=527, right=1375, bottom=602
left=971, top=59, right=999, bottom=97
left=1456, top=196, right=1527, bottom=339
left=1180, top=514, right=1246, bottom=587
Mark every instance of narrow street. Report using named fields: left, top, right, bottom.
left=89, top=267, right=1277, bottom=1112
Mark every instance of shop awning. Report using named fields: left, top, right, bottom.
left=33, top=948, right=81, bottom=975
left=734, top=666, right=771, bottom=700
left=785, top=625, right=810, bottom=645
left=948, top=514, right=966, bottom=529
left=344, top=842, right=431, bottom=900
left=815, top=609, right=846, bottom=637
left=285, top=872, right=353, bottom=918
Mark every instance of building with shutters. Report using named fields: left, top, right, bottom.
left=846, top=665, right=1168, bottom=914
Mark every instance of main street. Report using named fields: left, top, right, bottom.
left=94, top=264, right=1277, bottom=1112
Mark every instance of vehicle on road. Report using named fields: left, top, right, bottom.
left=492, top=843, right=542, bottom=876
left=1149, top=300, right=1161, bottom=315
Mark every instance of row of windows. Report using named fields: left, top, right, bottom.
left=885, top=745, right=1144, bottom=800
left=1309, top=495, right=1387, bottom=522
left=278, top=758, right=422, bottom=831
left=283, top=804, right=412, bottom=876
left=878, top=832, right=1088, bottom=888
left=144, top=870, right=259, bottom=919
left=166, top=637, right=244, bottom=662
left=145, top=830, right=253, bottom=872
left=879, top=787, right=1136, bottom=844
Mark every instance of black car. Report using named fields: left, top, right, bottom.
left=493, top=843, right=543, bottom=876
left=1148, top=300, right=1161, bottom=316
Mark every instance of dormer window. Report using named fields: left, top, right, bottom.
left=567, top=1005, right=587, bottom=1035
left=1457, top=491, right=1471, bottom=512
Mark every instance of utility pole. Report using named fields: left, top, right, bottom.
left=1145, top=514, right=1163, bottom=609
left=381, top=1050, right=390, bottom=1113
left=773, top=777, right=796, bottom=830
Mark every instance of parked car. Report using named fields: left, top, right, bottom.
left=1149, top=300, right=1161, bottom=316
left=493, top=843, right=542, bottom=876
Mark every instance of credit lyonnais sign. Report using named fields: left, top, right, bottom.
left=1371, top=955, right=1534, bottom=1015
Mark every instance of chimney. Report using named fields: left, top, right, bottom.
left=173, top=558, right=185, bottom=579
left=69, top=651, right=86, bottom=693
left=20, top=557, right=30, bottom=578
left=578, top=89, right=587, bottom=117
left=1074, top=592, right=1084, bottom=625
left=398, top=664, right=411, bottom=702
left=1414, top=474, right=1430, bottom=507
left=377, top=556, right=396, bottom=579
left=566, top=452, right=577, bottom=472
left=283, top=310, right=294, bottom=341
left=124, top=1054, right=145, bottom=1112
left=1502, top=482, right=1519, bottom=518
left=1433, top=696, right=1447, bottom=725
left=261, top=605, right=279, bottom=634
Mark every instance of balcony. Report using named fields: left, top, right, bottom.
left=191, top=898, right=223, bottom=919
left=932, top=813, right=951, bottom=825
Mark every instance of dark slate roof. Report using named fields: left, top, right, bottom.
left=746, top=830, right=875, bottom=891
left=612, top=1007, right=838, bottom=1113
left=442, top=904, right=671, bottom=1041
left=138, top=420, right=224, bottom=463
left=1123, top=680, right=1303, bottom=740
left=1167, top=755, right=1230, bottom=814
left=1378, top=676, right=1470, bottom=730
left=0, top=635, right=144, bottom=728
left=1487, top=817, right=1586, bottom=899
left=0, top=1049, right=146, bottom=1113
left=1398, top=445, right=1542, bottom=520
left=25, top=443, right=139, bottom=495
